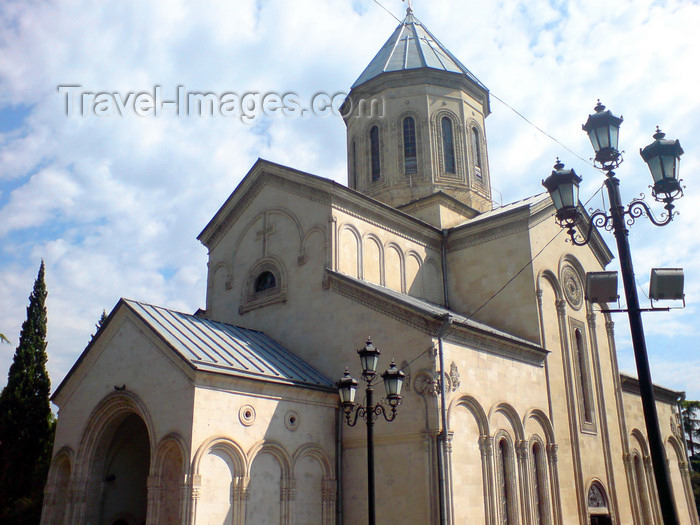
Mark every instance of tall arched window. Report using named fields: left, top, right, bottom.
left=403, top=116, right=417, bottom=175
left=351, top=140, right=357, bottom=188
left=441, top=117, right=456, bottom=174
left=633, top=454, right=652, bottom=523
left=575, top=328, right=594, bottom=424
left=254, top=271, right=276, bottom=293
left=370, top=125, right=381, bottom=181
left=532, top=442, right=547, bottom=525
left=496, top=438, right=515, bottom=525
left=471, top=126, right=483, bottom=177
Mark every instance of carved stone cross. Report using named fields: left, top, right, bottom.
left=255, top=214, right=275, bottom=256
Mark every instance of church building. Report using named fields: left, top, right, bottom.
left=41, top=8, right=699, bottom=525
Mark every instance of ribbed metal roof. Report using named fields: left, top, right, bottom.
left=124, top=299, right=334, bottom=390
left=351, top=9, right=487, bottom=90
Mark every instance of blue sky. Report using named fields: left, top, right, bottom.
left=0, top=0, right=698, bottom=400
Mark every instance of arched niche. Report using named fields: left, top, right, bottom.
left=100, top=414, right=151, bottom=525
left=587, top=480, right=612, bottom=524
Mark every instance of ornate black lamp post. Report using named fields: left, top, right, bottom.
left=336, top=338, right=405, bottom=525
left=542, top=101, right=684, bottom=525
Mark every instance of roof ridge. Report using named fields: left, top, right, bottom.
left=350, top=13, right=487, bottom=90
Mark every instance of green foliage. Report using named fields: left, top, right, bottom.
left=0, top=334, right=9, bottom=344
left=682, top=401, right=700, bottom=516
left=0, top=261, right=55, bottom=524
left=691, top=469, right=700, bottom=517
left=682, top=400, right=700, bottom=458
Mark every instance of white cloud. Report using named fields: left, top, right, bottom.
left=1, top=0, right=699, bottom=403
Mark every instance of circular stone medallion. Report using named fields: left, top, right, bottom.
left=561, top=264, right=584, bottom=310
left=239, top=404, right=256, bottom=426
left=284, top=411, right=300, bottom=431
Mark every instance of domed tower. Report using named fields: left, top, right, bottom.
left=343, top=8, right=492, bottom=227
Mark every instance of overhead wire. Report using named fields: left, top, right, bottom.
left=370, top=0, right=402, bottom=23
left=367, top=0, right=597, bottom=171
left=466, top=183, right=605, bottom=321
left=489, top=93, right=596, bottom=169
left=389, top=184, right=607, bottom=376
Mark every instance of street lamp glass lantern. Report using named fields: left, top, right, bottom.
left=358, top=338, right=381, bottom=377
left=336, top=367, right=358, bottom=406
left=542, top=159, right=582, bottom=222
left=640, top=127, right=684, bottom=197
left=582, top=101, right=623, bottom=165
left=381, top=359, right=405, bottom=403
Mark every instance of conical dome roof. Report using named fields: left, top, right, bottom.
left=351, top=9, right=487, bottom=91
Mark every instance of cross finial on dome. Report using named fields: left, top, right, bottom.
left=403, top=0, right=413, bottom=13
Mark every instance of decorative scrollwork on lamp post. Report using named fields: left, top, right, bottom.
left=336, top=338, right=405, bottom=525
left=542, top=101, right=685, bottom=525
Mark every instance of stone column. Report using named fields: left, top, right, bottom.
left=179, top=483, right=190, bottom=525
left=644, top=455, right=661, bottom=525
left=555, top=298, right=586, bottom=524
left=516, top=439, right=532, bottom=525
left=479, top=435, right=495, bottom=525
left=444, top=430, right=454, bottom=525
left=322, top=478, right=337, bottom=525
left=39, top=484, right=56, bottom=525
left=329, top=215, right=338, bottom=271
left=146, top=474, right=162, bottom=524
left=231, top=475, right=250, bottom=525
left=281, top=478, right=295, bottom=525
left=547, top=444, right=563, bottom=525
left=678, top=460, right=700, bottom=525
left=622, top=453, right=641, bottom=525
left=66, top=476, right=90, bottom=525
left=187, top=474, right=201, bottom=525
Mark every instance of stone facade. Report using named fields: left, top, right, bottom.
left=42, top=9, right=698, bottom=525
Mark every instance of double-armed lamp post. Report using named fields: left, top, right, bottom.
left=542, top=101, right=685, bottom=525
left=336, top=339, right=405, bottom=525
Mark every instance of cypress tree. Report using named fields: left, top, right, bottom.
left=0, top=261, right=55, bottom=524
left=682, top=400, right=700, bottom=459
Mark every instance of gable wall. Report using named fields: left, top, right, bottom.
left=332, top=206, right=444, bottom=304
left=203, top=176, right=443, bottom=521
left=205, top=180, right=331, bottom=325
left=446, top=213, right=540, bottom=342
left=52, top=311, right=196, bottom=455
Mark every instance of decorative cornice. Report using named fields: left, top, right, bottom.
left=555, top=299, right=567, bottom=316
left=202, top=169, right=333, bottom=250
left=332, top=195, right=441, bottom=250
left=329, top=271, right=437, bottom=333
left=515, top=439, right=529, bottom=460
left=619, top=373, right=684, bottom=404
left=200, top=161, right=443, bottom=253
left=397, top=191, right=480, bottom=220
left=605, top=320, right=615, bottom=335
left=479, top=435, right=493, bottom=457
left=347, top=69, right=489, bottom=116
left=327, top=270, right=547, bottom=367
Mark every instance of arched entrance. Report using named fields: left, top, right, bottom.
left=99, top=413, right=150, bottom=525
left=588, top=481, right=612, bottom=525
